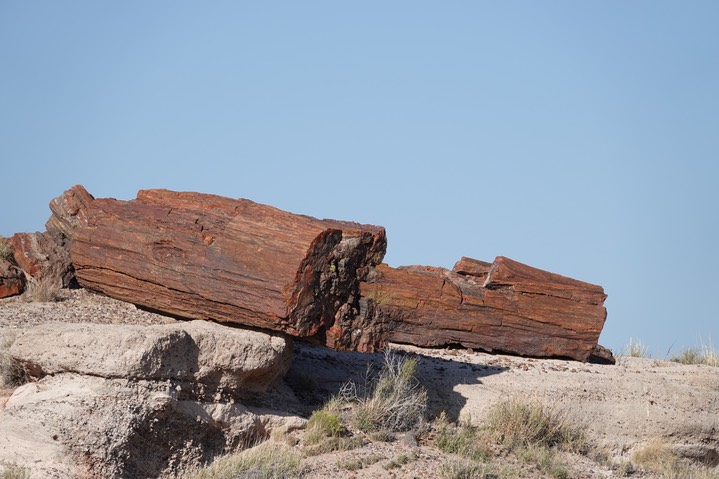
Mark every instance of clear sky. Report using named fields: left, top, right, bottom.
left=2, top=2, right=717, bottom=357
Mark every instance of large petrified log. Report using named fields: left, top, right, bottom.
left=55, top=186, right=387, bottom=350
left=47, top=185, right=607, bottom=360
left=358, top=257, right=607, bottom=361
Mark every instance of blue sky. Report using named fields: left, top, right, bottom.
left=2, top=2, right=717, bottom=357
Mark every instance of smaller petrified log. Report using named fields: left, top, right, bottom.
left=359, top=257, right=607, bottom=361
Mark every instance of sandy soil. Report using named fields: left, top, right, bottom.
left=2, top=289, right=718, bottom=478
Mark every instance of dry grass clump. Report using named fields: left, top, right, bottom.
left=485, top=398, right=586, bottom=454
left=620, top=337, right=649, bottom=358
left=0, top=463, right=30, bottom=479
left=631, top=441, right=719, bottom=479
left=0, top=332, right=27, bottom=388
left=435, top=414, right=490, bottom=462
left=22, top=274, right=62, bottom=303
left=671, top=340, right=719, bottom=367
left=352, top=351, right=428, bottom=433
left=0, top=237, right=13, bottom=262
left=184, top=440, right=301, bottom=479
left=338, top=453, right=385, bottom=472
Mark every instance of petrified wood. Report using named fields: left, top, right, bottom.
left=11, top=231, right=75, bottom=287
left=359, top=256, right=607, bottom=361
left=62, top=188, right=387, bottom=350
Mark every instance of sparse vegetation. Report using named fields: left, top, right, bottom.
left=439, top=459, right=510, bottom=479
left=671, top=340, right=719, bottom=367
left=484, top=398, right=586, bottom=454
left=184, top=440, right=301, bottom=479
left=0, top=237, right=13, bottom=262
left=435, top=414, right=490, bottom=462
left=0, top=463, right=30, bottom=479
left=620, top=337, right=649, bottom=358
left=352, top=351, right=428, bottom=433
left=22, top=273, right=62, bottom=303
left=338, top=453, right=385, bottom=471
left=382, top=451, right=417, bottom=470
left=631, top=440, right=719, bottom=479
left=303, top=396, right=363, bottom=454
left=0, top=332, right=27, bottom=388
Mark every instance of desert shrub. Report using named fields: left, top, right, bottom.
left=353, top=350, right=427, bottom=433
left=484, top=398, right=586, bottom=453
left=671, top=340, right=719, bottom=367
left=0, top=237, right=12, bottom=262
left=0, top=333, right=27, bottom=388
left=184, top=440, right=301, bottom=479
left=620, top=338, right=649, bottom=358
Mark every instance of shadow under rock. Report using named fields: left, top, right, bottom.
left=276, top=341, right=509, bottom=422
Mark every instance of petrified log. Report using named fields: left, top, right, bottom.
left=57, top=187, right=386, bottom=350
left=11, top=231, right=75, bottom=287
left=358, top=256, right=607, bottom=361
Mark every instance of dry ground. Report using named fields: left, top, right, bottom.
left=2, top=289, right=718, bottom=478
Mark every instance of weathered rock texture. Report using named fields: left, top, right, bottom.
left=54, top=187, right=387, bottom=351
left=11, top=231, right=75, bottom=287
left=2, top=321, right=300, bottom=478
left=359, top=256, right=607, bottom=361
left=0, top=258, right=24, bottom=298
left=10, top=320, right=291, bottom=394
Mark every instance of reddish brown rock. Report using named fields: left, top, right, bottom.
left=359, top=257, right=607, bottom=361
left=63, top=188, right=386, bottom=350
left=45, top=184, right=94, bottom=239
left=11, top=231, right=75, bottom=287
left=0, top=259, right=24, bottom=298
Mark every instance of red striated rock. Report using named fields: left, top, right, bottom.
left=359, top=256, right=607, bottom=361
left=0, top=259, right=24, bottom=298
left=452, top=256, right=492, bottom=280
left=45, top=184, right=94, bottom=239
left=11, top=231, right=75, bottom=287
left=62, top=188, right=386, bottom=350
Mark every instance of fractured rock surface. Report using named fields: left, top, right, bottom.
left=2, top=320, right=299, bottom=478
